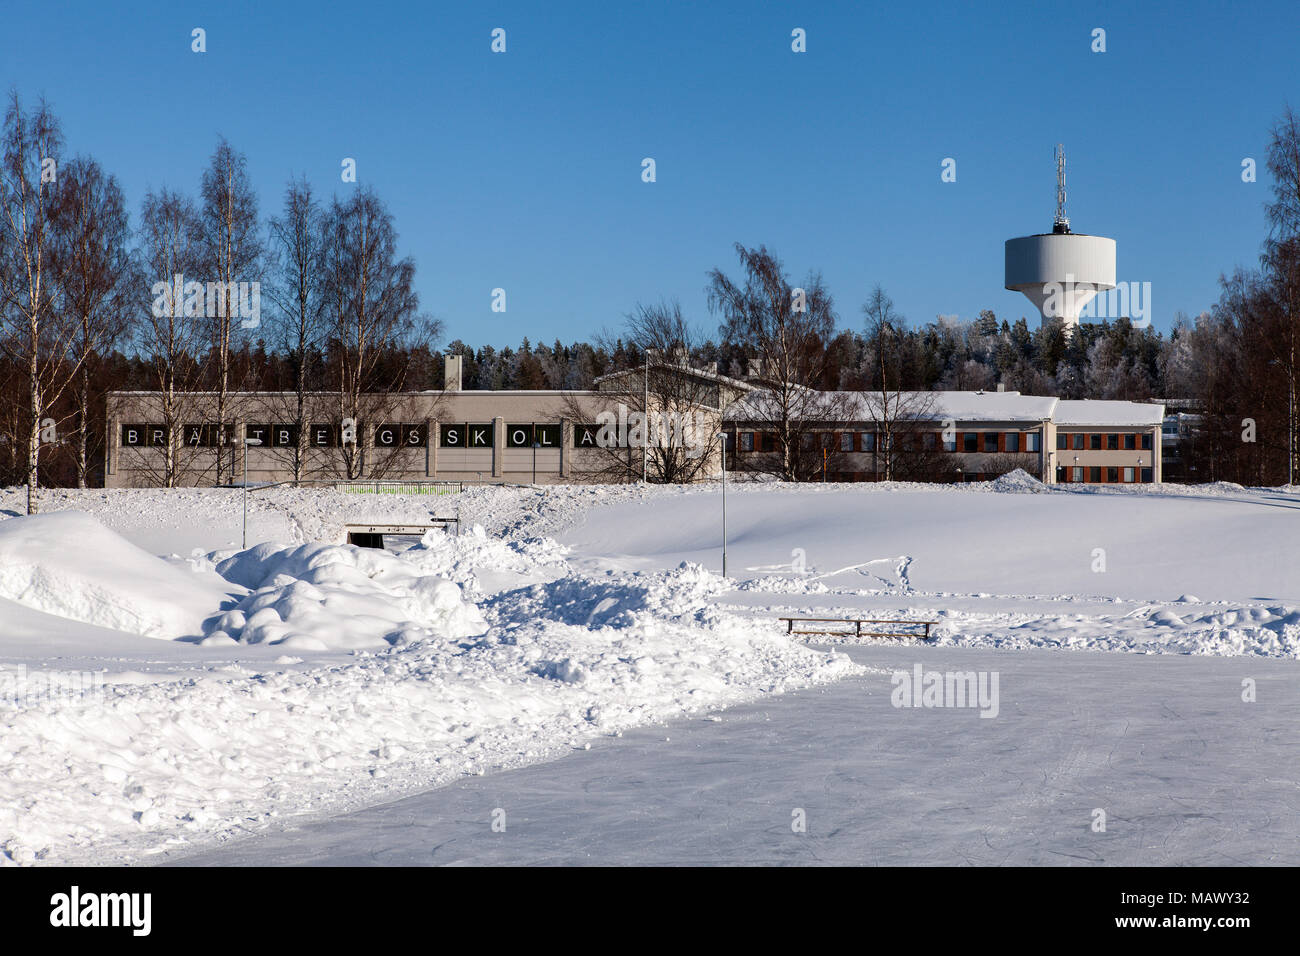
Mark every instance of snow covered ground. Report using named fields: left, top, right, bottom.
left=171, top=643, right=1300, bottom=867
left=0, top=476, right=1297, bottom=865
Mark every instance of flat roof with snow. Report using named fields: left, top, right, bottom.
left=1055, top=400, right=1166, bottom=427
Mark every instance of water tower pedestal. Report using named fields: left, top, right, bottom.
left=1004, top=232, right=1116, bottom=333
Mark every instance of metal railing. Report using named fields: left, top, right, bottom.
left=227, top=478, right=465, bottom=495
left=334, top=480, right=464, bottom=496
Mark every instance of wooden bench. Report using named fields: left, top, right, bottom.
left=345, top=520, right=459, bottom=548
left=779, top=617, right=937, bottom=640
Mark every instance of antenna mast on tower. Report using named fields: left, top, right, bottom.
left=1053, top=143, right=1070, bottom=234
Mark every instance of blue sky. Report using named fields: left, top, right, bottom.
left=4, top=0, right=1297, bottom=345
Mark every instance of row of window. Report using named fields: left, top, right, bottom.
left=1058, top=466, right=1155, bottom=483
left=734, top=431, right=1044, bottom=454
left=123, top=422, right=577, bottom=450
left=1057, top=432, right=1153, bottom=451
left=120, top=423, right=432, bottom=449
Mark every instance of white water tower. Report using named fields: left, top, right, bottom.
left=1005, top=145, right=1115, bottom=333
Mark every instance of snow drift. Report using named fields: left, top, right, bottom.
left=0, top=514, right=857, bottom=865
left=206, top=540, right=488, bottom=650
left=0, top=512, right=238, bottom=640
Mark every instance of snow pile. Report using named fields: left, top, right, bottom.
left=0, top=512, right=239, bottom=640
left=990, top=468, right=1046, bottom=493
left=497, top=560, right=729, bottom=630
left=204, top=541, right=487, bottom=651
left=401, top=524, right=570, bottom=597
left=0, top=510, right=858, bottom=865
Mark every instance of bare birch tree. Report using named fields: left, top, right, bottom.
left=264, top=176, right=325, bottom=484
left=320, top=187, right=433, bottom=479
left=49, top=156, right=133, bottom=486
left=0, top=92, right=66, bottom=512
left=862, top=284, right=937, bottom=481
left=707, top=243, right=848, bottom=480
left=1263, top=105, right=1300, bottom=483
left=135, top=188, right=209, bottom=487
left=568, top=301, right=724, bottom=483
left=200, top=137, right=262, bottom=485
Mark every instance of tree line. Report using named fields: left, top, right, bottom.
left=2, top=90, right=1298, bottom=490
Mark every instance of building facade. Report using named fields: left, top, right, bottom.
left=725, top=389, right=1164, bottom=484
left=104, top=357, right=1163, bottom=487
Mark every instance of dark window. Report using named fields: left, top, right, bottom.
left=375, top=424, right=401, bottom=447
left=839, top=432, right=852, bottom=453
left=1107, top=467, right=1119, bottom=482
left=1124, top=433, right=1136, bottom=450
left=245, top=424, right=269, bottom=447
left=741, top=432, right=755, bottom=452
left=1107, top=434, right=1119, bottom=450
left=573, top=423, right=602, bottom=448
left=467, top=423, right=493, bottom=448
left=183, top=423, right=217, bottom=447
left=271, top=424, right=298, bottom=448
left=1026, top=432, right=1041, bottom=452
left=1141, top=467, right=1153, bottom=482
left=963, top=433, right=978, bottom=453
left=402, top=424, right=428, bottom=447
left=440, top=423, right=464, bottom=447
left=506, top=424, right=533, bottom=448
left=1090, top=434, right=1102, bottom=450
left=309, top=424, right=336, bottom=447
left=983, top=432, right=998, bottom=453
left=1141, top=433, right=1152, bottom=450
left=1089, top=467, right=1101, bottom=483
left=121, top=424, right=148, bottom=447
left=923, top=432, right=937, bottom=450
left=1073, top=434, right=1086, bottom=450
left=1005, top=432, right=1019, bottom=453
left=859, top=432, right=876, bottom=453
left=1056, top=434, right=1067, bottom=450
left=1072, top=466, right=1083, bottom=482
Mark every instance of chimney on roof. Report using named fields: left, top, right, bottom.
left=444, top=353, right=462, bottom=392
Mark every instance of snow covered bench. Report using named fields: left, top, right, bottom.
left=779, top=617, right=936, bottom=640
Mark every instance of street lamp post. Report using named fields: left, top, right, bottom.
left=716, top=431, right=728, bottom=578
left=242, top=437, right=262, bottom=549
left=643, top=351, right=649, bottom=484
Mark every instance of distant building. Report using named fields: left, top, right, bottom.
left=104, top=356, right=1164, bottom=487
left=725, top=389, right=1163, bottom=484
